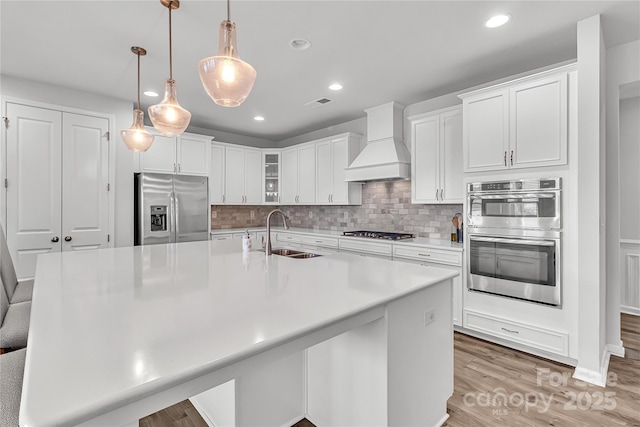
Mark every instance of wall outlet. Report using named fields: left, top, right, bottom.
left=424, top=309, right=435, bottom=326
left=212, top=211, right=217, bottom=219
left=308, top=211, right=313, bottom=219
left=250, top=210, right=255, bottom=219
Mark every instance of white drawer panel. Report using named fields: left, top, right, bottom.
left=302, top=236, right=339, bottom=249
left=276, top=233, right=303, bottom=244
left=392, top=246, right=462, bottom=266
left=210, top=234, right=233, bottom=241
left=464, top=310, right=569, bottom=356
left=339, top=239, right=392, bottom=257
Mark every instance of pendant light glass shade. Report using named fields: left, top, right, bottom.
left=121, top=46, right=154, bottom=152
left=121, top=109, right=155, bottom=152
left=149, top=0, right=191, bottom=136
left=198, top=17, right=256, bottom=107
left=148, top=79, right=191, bottom=136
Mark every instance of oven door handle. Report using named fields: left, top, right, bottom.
left=469, top=193, right=556, bottom=200
left=470, top=236, right=556, bottom=246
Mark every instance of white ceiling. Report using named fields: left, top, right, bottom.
left=1, top=1, right=639, bottom=142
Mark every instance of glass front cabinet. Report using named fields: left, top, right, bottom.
left=263, top=152, right=280, bottom=204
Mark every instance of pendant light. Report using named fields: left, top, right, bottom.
left=148, top=0, right=191, bottom=136
left=121, top=47, right=155, bottom=152
left=198, top=0, right=256, bottom=107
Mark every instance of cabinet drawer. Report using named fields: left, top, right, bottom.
left=210, top=234, right=233, bottom=241
left=302, top=236, right=339, bottom=249
left=339, top=239, right=392, bottom=257
left=392, top=246, right=462, bottom=266
left=276, top=233, right=303, bottom=244
left=464, top=310, right=568, bottom=356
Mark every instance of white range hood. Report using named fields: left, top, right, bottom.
left=344, top=101, right=411, bottom=182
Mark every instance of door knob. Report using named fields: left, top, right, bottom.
left=51, top=236, right=59, bottom=243
left=64, top=236, right=72, bottom=242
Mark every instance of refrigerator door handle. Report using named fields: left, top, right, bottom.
left=169, top=192, right=177, bottom=243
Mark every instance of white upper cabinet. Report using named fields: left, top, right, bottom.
left=316, top=134, right=362, bottom=205
left=410, top=107, right=463, bottom=204
left=281, top=143, right=316, bottom=204
left=509, top=74, right=568, bottom=168
left=460, top=65, right=573, bottom=172
left=224, top=145, right=262, bottom=204
left=209, top=142, right=225, bottom=204
left=263, top=152, right=281, bottom=204
left=140, top=130, right=210, bottom=176
left=177, top=133, right=211, bottom=175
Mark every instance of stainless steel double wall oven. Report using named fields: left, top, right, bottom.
left=466, top=178, right=562, bottom=306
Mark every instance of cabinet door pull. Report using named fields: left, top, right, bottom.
left=223, top=195, right=225, bottom=203
left=510, top=150, right=514, bottom=166
left=174, top=163, right=177, bottom=173
left=501, top=327, right=519, bottom=334
left=178, top=163, right=181, bottom=173
left=418, top=253, right=431, bottom=257
left=503, top=151, right=507, bottom=166
left=51, top=236, right=60, bottom=243
left=64, top=236, right=72, bottom=242
left=435, top=190, right=439, bottom=201
left=328, top=194, right=331, bottom=203
left=440, top=189, right=444, bottom=201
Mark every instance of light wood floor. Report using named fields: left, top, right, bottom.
left=141, top=314, right=640, bottom=427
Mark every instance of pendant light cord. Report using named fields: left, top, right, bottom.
left=227, top=0, right=230, bottom=21
left=136, top=52, right=141, bottom=110
left=168, top=1, right=173, bottom=80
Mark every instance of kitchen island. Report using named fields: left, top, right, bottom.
left=21, top=239, right=457, bottom=427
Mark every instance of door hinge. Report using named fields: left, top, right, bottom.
left=2, top=117, right=8, bottom=128
left=104, top=131, right=110, bottom=141
left=107, top=234, right=110, bottom=243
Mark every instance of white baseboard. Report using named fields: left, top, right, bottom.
left=621, top=305, right=640, bottom=316
left=607, top=342, right=625, bottom=358
left=573, top=347, right=611, bottom=387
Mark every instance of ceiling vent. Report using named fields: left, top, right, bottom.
left=304, top=97, right=332, bottom=109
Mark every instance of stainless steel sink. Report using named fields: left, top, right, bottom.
left=270, top=248, right=322, bottom=259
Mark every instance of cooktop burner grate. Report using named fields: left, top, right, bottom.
left=342, top=230, right=415, bottom=241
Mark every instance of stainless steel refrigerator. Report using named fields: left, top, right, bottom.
left=134, top=173, right=209, bottom=245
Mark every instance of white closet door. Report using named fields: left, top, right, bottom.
left=61, top=113, right=110, bottom=252
left=5, top=103, right=62, bottom=279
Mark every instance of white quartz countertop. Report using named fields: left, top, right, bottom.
left=22, top=239, right=457, bottom=426
left=211, top=227, right=463, bottom=251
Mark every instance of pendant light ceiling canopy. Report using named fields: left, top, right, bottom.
left=198, top=0, right=256, bottom=107
left=121, top=46, right=155, bottom=152
left=148, top=0, right=191, bottom=136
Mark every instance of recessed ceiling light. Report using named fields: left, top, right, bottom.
left=485, top=14, right=511, bottom=28
left=329, top=83, right=343, bottom=91
left=254, top=116, right=265, bottom=121
left=290, top=39, right=311, bottom=50
left=143, top=90, right=158, bottom=97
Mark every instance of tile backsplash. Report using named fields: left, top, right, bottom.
left=211, top=181, right=463, bottom=240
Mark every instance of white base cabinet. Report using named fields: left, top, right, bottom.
left=460, top=64, right=574, bottom=172
left=409, top=106, right=463, bottom=204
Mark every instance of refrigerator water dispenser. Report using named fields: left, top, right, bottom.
left=150, top=206, right=167, bottom=232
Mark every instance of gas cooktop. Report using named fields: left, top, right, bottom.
left=342, top=231, right=415, bottom=241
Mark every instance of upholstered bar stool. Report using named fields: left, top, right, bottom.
left=0, top=277, right=30, bottom=353
left=0, top=348, right=27, bottom=427
left=0, top=225, right=33, bottom=303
